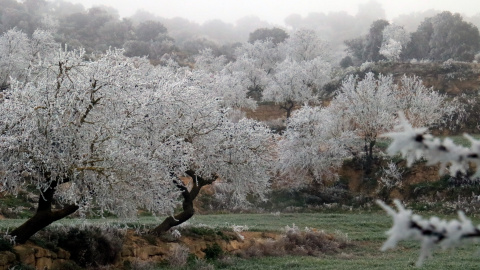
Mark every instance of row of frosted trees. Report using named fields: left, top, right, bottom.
left=0, top=28, right=469, bottom=265
left=0, top=30, right=275, bottom=243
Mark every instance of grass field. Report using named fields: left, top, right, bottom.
left=3, top=211, right=480, bottom=269
left=182, top=212, right=480, bottom=270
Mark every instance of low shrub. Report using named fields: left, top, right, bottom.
left=8, top=263, right=35, bottom=270
left=34, top=225, right=125, bottom=268
left=59, top=227, right=123, bottom=267
left=123, top=260, right=161, bottom=270
left=190, top=258, right=215, bottom=270
left=203, top=243, right=223, bottom=260
left=167, top=244, right=190, bottom=267
left=0, top=237, right=13, bottom=252
left=237, top=226, right=349, bottom=258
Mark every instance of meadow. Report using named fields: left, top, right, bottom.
left=3, top=211, right=480, bottom=269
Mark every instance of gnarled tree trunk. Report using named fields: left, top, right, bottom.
left=281, top=99, right=295, bottom=119
left=10, top=180, right=79, bottom=243
left=151, top=170, right=215, bottom=235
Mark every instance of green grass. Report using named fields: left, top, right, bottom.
left=199, top=247, right=480, bottom=270
left=162, top=212, right=480, bottom=269
left=443, top=134, right=480, bottom=147
left=3, top=212, right=480, bottom=269
left=0, top=213, right=391, bottom=241
left=186, top=212, right=391, bottom=241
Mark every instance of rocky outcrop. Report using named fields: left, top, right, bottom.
left=115, top=230, right=278, bottom=266
left=0, top=244, right=72, bottom=270
left=0, top=251, right=16, bottom=270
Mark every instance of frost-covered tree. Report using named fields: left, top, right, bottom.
left=193, top=49, right=257, bottom=110
left=0, top=29, right=58, bottom=89
left=330, top=72, right=457, bottom=165
left=228, top=39, right=281, bottom=100
left=130, top=67, right=276, bottom=234
left=263, top=58, right=311, bottom=118
left=234, top=39, right=280, bottom=75
left=0, top=38, right=276, bottom=242
left=262, top=29, right=332, bottom=118
left=0, top=46, right=173, bottom=243
left=224, top=57, right=270, bottom=101
left=379, top=24, right=410, bottom=61
left=210, top=69, right=259, bottom=110
left=194, top=48, right=227, bottom=74
left=345, top=20, right=389, bottom=63
left=280, top=28, right=330, bottom=62
left=263, top=57, right=331, bottom=118
left=277, top=106, right=354, bottom=187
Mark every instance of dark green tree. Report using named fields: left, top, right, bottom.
left=248, top=27, right=289, bottom=45
left=344, top=19, right=389, bottom=63
left=134, top=20, right=167, bottom=42
left=363, top=19, right=389, bottom=62
left=405, top=11, right=480, bottom=61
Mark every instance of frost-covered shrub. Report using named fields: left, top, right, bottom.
left=379, top=24, right=410, bottom=61
left=474, top=53, right=480, bottom=63
left=359, top=61, right=375, bottom=71
left=379, top=161, right=404, bottom=190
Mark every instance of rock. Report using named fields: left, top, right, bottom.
left=56, top=248, right=70, bottom=260
left=14, top=245, right=35, bottom=266
left=51, top=259, right=68, bottom=269
left=227, top=241, right=240, bottom=251
left=0, top=251, right=16, bottom=268
left=149, top=255, right=164, bottom=262
left=36, top=257, right=52, bottom=270
left=136, top=246, right=165, bottom=260
left=34, top=247, right=51, bottom=258
left=121, top=245, right=135, bottom=257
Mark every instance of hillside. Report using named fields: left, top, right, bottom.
left=244, top=62, right=480, bottom=134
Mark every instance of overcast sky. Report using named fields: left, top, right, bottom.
left=63, top=0, right=480, bottom=25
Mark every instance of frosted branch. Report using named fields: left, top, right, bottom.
left=377, top=199, right=480, bottom=266
left=381, top=112, right=480, bottom=177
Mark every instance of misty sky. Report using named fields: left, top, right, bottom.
left=62, top=0, right=480, bottom=25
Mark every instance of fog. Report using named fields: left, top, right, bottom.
left=49, top=0, right=480, bottom=46
left=63, top=0, right=480, bottom=26
left=2, top=0, right=480, bottom=64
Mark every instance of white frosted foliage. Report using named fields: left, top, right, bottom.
left=277, top=106, right=354, bottom=186
left=380, top=24, right=410, bottom=61
left=330, top=73, right=457, bottom=155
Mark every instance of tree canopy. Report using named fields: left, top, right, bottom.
left=0, top=30, right=276, bottom=242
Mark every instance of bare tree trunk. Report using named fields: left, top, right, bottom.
left=280, top=100, right=295, bottom=119
left=363, top=140, right=376, bottom=175
left=151, top=170, right=215, bottom=235
left=10, top=180, right=79, bottom=243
